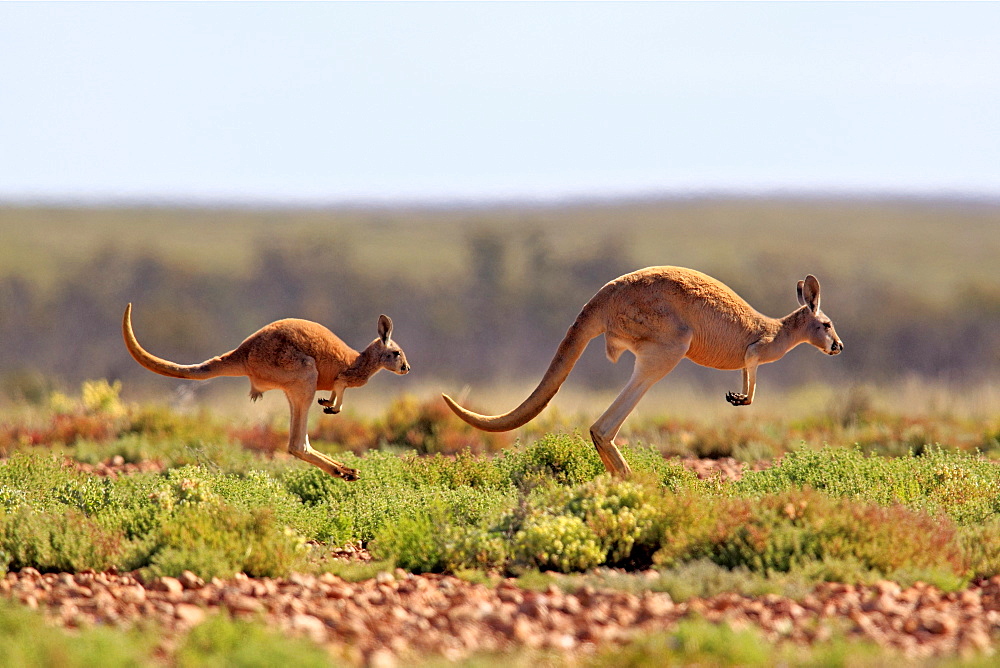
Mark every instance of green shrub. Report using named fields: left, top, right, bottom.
left=498, top=433, right=606, bottom=488
left=735, top=446, right=1000, bottom=524
left=283, top=449, right=515, bottom=545
left=620, top=443, right=703, bottom=490
left=595, top=618, right=772, bottom=667
left=707, top=489, right=969, bottom=580
left=0, top=453, right=73, bottom=511
left=0, top=507, right=126, bottom=573
left=141, top=503, right=308, bottom=580
left=369, top=509, right=445, bottom=572
left=513, top=513, right=605, bottom=573
left=0, top=600, right=156, bottom=667
left=175, top=612, right=331, bottom=668
left=557, top=475, right=664, bottom=565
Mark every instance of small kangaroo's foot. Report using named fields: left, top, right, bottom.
left=334, top=463, right=360, bottom=481
left=726, top=391, right=752, bottom=406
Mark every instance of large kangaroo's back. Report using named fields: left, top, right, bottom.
left=442, top=297, right=606, bottom=431
left=122, top=304, right=246, bottom=380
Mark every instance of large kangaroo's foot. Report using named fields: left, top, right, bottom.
left=726, top=391, right=752, bottom=406
left=589, top=428, right=633, bottom=478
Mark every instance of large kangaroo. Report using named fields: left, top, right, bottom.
left=122, top=304, right=410, bottom=481
left=443, top=266, right=843, bottom=477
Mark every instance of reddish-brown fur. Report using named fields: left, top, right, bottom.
left=443, top=266, right=843, bottom=477
left=123, top=304, right=410, bottom=481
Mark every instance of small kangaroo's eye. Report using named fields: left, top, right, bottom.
left=393, top=351, right=401, bottom=357
left=822, top=322, right=831, bottom=329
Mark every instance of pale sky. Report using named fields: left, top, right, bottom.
left=2, top=2, right=999, bottom=204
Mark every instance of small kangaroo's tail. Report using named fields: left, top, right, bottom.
left=442, top=304, right=604, bottom=432
left=122, top=304, right=245, bottom=380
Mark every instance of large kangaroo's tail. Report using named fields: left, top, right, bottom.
left=442, top=304, right=605, bottom=432
left=122, top=304, right=245, bottom=380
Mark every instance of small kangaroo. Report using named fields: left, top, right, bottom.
left=443, top=266, right=843, bottom=477
left=122, top=304, right=410, bottom=481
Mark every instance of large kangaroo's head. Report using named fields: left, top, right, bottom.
left=796, top=275, right=844, bottom=355
left=374, top=314, right=411, bottom=374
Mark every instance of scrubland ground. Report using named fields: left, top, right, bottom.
left=1, top=199, right=999, bottom=663
left=1, top=380, right=1000, bottom=666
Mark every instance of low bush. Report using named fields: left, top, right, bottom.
left=0, top=507, right=125, bottom=573
left=2, top=422, right=1000, bottom=586
left=735, top=446, right=1000, bottom=524
left=0, top=599, right=156, bottom=667
left=174, top=611, right=333, bottom=667
left=140, top=503, right=308, bottom=580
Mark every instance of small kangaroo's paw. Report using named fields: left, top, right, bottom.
left=317, top=398, right=332, bottom=407
left=322, top=406, right=341, bottom=415
left=335, top=464, right=360, bottom=482
left=726, top=391, right=751, bottom=406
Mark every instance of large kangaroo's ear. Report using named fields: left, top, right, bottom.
left=800, top=275, right=821, bottom=313
left=377, top=314, right=393, bottom=345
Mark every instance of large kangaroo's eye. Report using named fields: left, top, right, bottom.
left=393, top=351, right=401, bottom=357
left=822, top=322, right=831, bottom=330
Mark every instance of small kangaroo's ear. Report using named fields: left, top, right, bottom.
left=801, top=275, right=821, bottom=313
left=377, top=314, right=393, bottom=345
left=796, top=280, right=806, bottom=307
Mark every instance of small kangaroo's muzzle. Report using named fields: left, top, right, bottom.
left=829, top=340, right=844, bottom=355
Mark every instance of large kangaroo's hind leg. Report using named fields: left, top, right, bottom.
left=283, top=363, right=360, bottom=481
left=589, top=338, right=690, bottom=477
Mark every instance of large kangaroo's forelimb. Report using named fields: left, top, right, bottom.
left=317, top=381, right=347, bottom=415
left=726, top=345, right=762, bottom=406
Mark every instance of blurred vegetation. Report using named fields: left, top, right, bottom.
left=0, top=596, right=930, bottom=668
left=0, top=381, right=999, bottom=589
left=1, top=198, right=998, bottom=402
left=1, top=379, right=1000, bottom=664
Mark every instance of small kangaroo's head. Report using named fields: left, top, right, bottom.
left=374, top=314, right=411, bottom=374
left=796, top=275, right=844, bottom=355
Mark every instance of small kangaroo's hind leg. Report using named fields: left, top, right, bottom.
left=284, top=368, right=359, bottom=481
left=589, top=339, right=689, bottom=477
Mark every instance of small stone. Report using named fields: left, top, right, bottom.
left=179, top=571, right=205, bottom=590
left=117, top=585, right=147, bottom=605
left=223, top=592, right=264, bottom=614
left=640, top=594, right=673, bottom=618
left=291, top=613, right=328, bottom=643
left=175, top=603, right=207, bottom=627
left=152, top=577, right=184, bottom=596
left=367, top=649, right=397, bottom=668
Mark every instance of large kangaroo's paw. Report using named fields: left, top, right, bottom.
left=317, top=398, right=341, bottom=414
left=726, top=391, right=752, bottom=406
